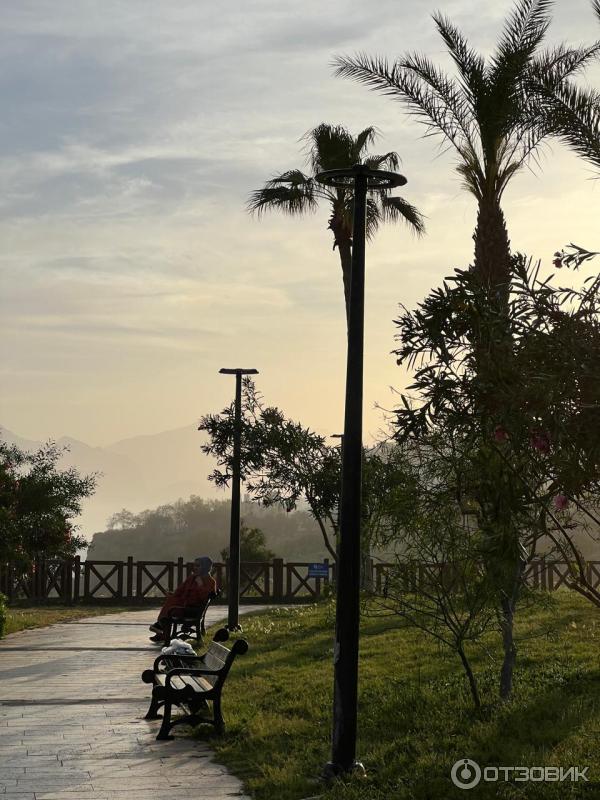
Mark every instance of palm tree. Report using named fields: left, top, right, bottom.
left=248, top=123, right=425, bottom=328
left=333, top=0, right=600, bottom=305
left=334, top=0, right=600, bottom=700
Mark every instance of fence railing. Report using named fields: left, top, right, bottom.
left=0, top=557, right=333, bottom=604
left=1, top=558, right=597, bottom=604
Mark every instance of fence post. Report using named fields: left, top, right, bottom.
left=126, top=556, right=134, bottom=601
left=272, top=558, right=283, bottom=602
left=63, top=558, right=73, bottom=603
left=177, top=557, right=184, bottom=586
left=117, top=561, right=124, bottom=599
left=73, top=556, right=81, bottom=602
left=5, top=563, right=14, bottom=603
left=83, top=560, right=90, bottom=600
left=34, top=558, right=42, bottom=600
left=136, top=562, right=143, bottom=600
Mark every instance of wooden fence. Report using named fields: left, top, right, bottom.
left=0, top=557, right=333, bottom=604
left=372, top=560, right=600, bottom=594
left=1, top=558, right=598, bottom=604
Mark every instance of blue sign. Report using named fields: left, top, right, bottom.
left=308, top=562, right=329, bottom=579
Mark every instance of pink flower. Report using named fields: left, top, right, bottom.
left=493, top=425, right=509, bottom=443
left=554, top=494, right=569, bottom=511
left=530, top=430, right=551, bottom=454
left=553, top=257, right=562, bottom=269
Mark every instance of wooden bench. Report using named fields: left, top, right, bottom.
left=141, top=630, right=248, bottom=739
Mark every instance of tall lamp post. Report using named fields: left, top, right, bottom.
left=316, top=164, right=406, bottom=776
left=219, top=367, right=259, bottom=631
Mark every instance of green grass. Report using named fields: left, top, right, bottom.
left=194, top=593, right=600, bottom=800
left=3, top=604, right=143, bottom=635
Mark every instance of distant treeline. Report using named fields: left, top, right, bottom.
left=86, top=495, right=328, bottom=562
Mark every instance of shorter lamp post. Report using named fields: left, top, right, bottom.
left=219, top=367, right=259, bottom=631
left=316, top=164, right=406, bottom=776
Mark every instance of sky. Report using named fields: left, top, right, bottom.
left=1, top=0, right=599, bottom=449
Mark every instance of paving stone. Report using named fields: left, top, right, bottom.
left=3, top=794, right=35, bottom=799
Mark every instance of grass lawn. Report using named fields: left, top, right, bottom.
left=197, top=593, right=600, bottom=800
left=3, top=604, right=146, bottom=636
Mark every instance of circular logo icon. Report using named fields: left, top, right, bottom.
left=451, top=759, right=482, bottom=789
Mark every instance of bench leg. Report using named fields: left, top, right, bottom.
left=144, top=692, right=162, bottom=721
left=156, top=701, right=174, bottom=740
left=164, top=620, right=174, bottom=646
left=213, top=695, right=225, bottom=734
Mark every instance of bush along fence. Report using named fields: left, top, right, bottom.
left=0, top=557, right=597, bottom=605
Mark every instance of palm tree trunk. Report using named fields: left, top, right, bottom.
left=473, top=197, right=511, bottom=306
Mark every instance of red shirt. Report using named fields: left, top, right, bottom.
left=170, top=573, right=216, bottom=607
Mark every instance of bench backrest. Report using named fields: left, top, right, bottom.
left=202, top=638, right=249, bottom=689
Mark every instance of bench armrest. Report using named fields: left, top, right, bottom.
left=152, top=652, right=205, bottom=672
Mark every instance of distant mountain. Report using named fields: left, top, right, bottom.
left=0, top=423, right=220, bottom=541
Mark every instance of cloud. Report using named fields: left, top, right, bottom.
left=1, top=0, right=599, bottom=446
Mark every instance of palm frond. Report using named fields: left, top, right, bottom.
left=594, top=0, right=600, bottom=25
left=247, top=170, right=318, bottom=216
left=530, top=41, right=600, bottom=87
left=354, top=126, right=379, bottom=160
left=363, top=151, right=401, bottom=172
left=494, top=0, right=552, bottom=67
left=432, top=12, right=486, bottom=104
left=485, top=1, right=553, bottom=146
left=304, top=123, right=355, bottom=173
left=381, top=196, right=427, bottom=236
left=365, top=198, right=383, bottom=240
left=540, top=80, right=600, bottom=168
left=333, top=53, right=473, bottom=155
left=456, top=159, right=485, bottom=200
left=399, top=50, right=479, bottom=153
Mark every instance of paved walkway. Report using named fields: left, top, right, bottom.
left=0, top=607, right=268, bottom=800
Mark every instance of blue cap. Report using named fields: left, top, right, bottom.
left=194, top=556, right=213, bottom=576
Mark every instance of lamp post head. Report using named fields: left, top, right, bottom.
left=315, top=164, right=406, bottom=190
left=219, top=368, right=259, bottom=375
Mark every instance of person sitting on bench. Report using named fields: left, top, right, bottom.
left=149, top=556, right=216, bottom=643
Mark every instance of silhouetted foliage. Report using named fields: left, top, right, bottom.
left=89, top=495, right=326, bottom=563
left=199, top=380, right=341, bottom=561
left=0, top=439, right=95, bottom=566
left=392, top=253, right=600, bottom=698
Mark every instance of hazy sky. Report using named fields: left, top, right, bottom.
left=1, top=0, right=599, bottom=448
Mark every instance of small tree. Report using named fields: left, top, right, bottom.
left=199, top=379, right=341, bottom=561
left=0, top=439, right=95, bottom=566
left=358, top=434, right=497, bottom=708
left=220, top=522, right=276, bottom=562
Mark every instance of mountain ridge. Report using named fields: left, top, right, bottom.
left=0, top=423, right=219, bottom=539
